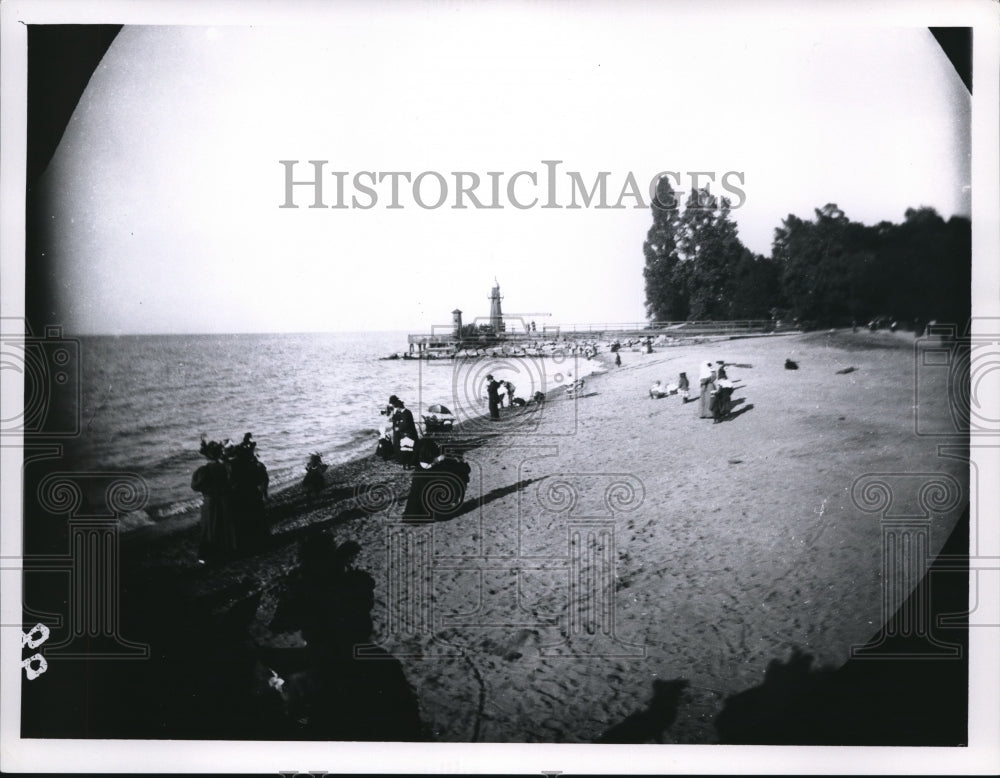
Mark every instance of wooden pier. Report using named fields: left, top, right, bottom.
left=403, top=320, right=782, bottom=357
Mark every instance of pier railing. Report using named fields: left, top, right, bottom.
left=554, top=320, right=777, bottom=336
left=406, top=319, right=787, bottom=348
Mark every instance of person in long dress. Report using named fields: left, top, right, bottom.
left=229, top=433, right=270, bottom=551
left=402, top=439, right=472, bottom=523
left=192, top=437, right=236, bottom=564
left=698, top=361, right=717, bottom=419
left=486, top=375, right=502, bottom=420
left=713, top=377, right=735, bottom=423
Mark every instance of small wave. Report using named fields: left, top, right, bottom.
left=114, top=497, right=205, bottom=529
left=119, top=509, right=158, bottom=531
left=150, top=448, right=201, bottom=471
left=153, top=496, right=204, bottom=519
left=109, top=423, right=163, bottom=442
left=329, top=428, right=381, bottom=452
left=261, top=465, right=304, bottom=493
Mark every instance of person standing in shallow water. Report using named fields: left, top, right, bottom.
left=192, top=437, right=237, bottom=564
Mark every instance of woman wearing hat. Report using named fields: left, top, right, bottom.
left=698, top=361, right=717, bottom=419
left=229, top=433, right=270, bottom=550
left=192, top=437, right=237, bottom=564
left=389, top=396, right=419, bottom=468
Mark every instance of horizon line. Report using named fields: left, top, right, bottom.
left=64, top=328, right=416, bottom=337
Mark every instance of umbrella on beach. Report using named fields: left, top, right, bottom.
left=422, top=404, right=455, bottom=431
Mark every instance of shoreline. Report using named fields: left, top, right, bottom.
left=119, top=364, right=585, bottom=551
left=121, top=331, right=794, bottom=540
left=105, top=327, right=966, bottom=743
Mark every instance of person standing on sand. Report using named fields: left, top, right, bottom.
left=486, top=374, right=502, bottom=420
left=192, top=437, right=237, bottom=565
left=698, top=361, right=716, bottom=419
left=504, top=380, right=516, bottom=407
left=678, top=371, right=690, bottom=402
left=615, top=352, right=622, bottom=367
left=228, top=433, right=270, bottom=550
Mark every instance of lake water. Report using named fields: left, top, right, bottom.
left=66, top=331, right=593, bottom=529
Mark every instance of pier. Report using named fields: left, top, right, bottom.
left=399, top=282, right=787, bottom=358
left=403, top=318, right=782, bottom=358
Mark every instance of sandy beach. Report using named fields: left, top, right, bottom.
left=42, top=328, right=966, bottom=745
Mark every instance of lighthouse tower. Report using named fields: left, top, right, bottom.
left=452, top=309, right=463, bottom=337
left=488, top=281, right=504, bottom=333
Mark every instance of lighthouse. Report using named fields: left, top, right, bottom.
left=488, top=281, right=504, bottom=333
left=452, top=309, right=463, bottom=337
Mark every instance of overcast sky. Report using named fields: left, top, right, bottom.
left=42, top=5, right=972, bottom=335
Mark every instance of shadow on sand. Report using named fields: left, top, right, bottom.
left=714, top=505, right=968, bottom=745
left=596, top=679, right=690, bottom=743
left=22, top=536, right=426, bottom=741
left=716, top=401, right=754, bottom=423
left=262, top=535, right=426, bottom=740
left=595, top=505, right=968, bottom=745
left=402, top=476, right=543, bottom=525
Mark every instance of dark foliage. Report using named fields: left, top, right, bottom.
left=643, top=180, right=971, bottom=330
left=772, top=204, right=970, bottom=328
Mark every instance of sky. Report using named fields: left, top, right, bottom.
left=41, top=4, right=973, bottom=335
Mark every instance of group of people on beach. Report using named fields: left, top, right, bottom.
left=374, top=393, right=472, bottom=522
left=191, top=432, right=270, bottom=564
left=486, top=375, right=521, bottom=419
left=650, top=360, right=736, bottom=423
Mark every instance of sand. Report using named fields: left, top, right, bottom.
left=107, top=328, right=967, bottom=744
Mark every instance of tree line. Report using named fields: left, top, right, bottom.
left=642, top=177, right=970, bottom=329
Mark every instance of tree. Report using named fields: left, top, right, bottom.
left=642, top=176, right=686, bottom=321
left=941, top=214, right=972, bottom=326
left=644, top=185, right=969, bottom=330
left=644, top=180, right=772, bottom=322
left=876, top=207, right=970, bottom=326
left=681, top=190, right=745, bottom=319
left=727, top=252, right=783, bottom=319
left=773, top=204, right=876, bottom=326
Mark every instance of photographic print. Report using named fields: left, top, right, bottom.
left=2, top=0, right=997, bottom=773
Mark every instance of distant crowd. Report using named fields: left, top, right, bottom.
left=192, top=353, right=740, bottom=565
